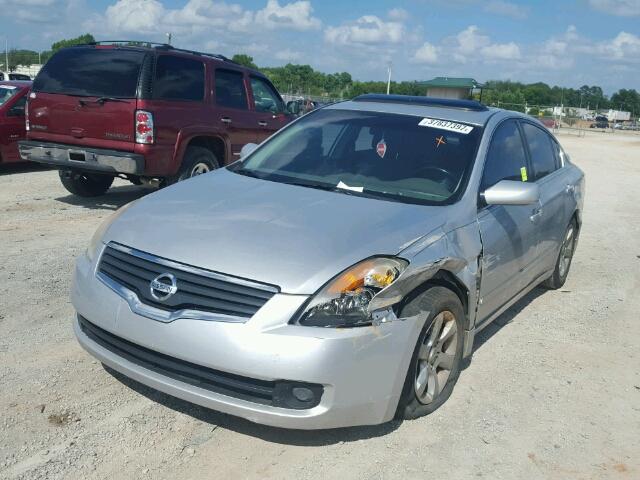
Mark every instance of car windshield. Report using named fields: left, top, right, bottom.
left=0, top=86, right=18, bottom=105
left=231, top=109, right=482, bottom=205
left=32, top=47, right=145, bottom=98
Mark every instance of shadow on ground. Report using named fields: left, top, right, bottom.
left=55, top=184, right=154, bottom=211
left=105, top=365, right=400, bottom=446
left=0, top=162, right=51, bottom=176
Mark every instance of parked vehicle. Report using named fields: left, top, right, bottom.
left=72, top=95, right=584, bottom=429
left=0, top=72, right=31, bottom=81
left=0, top=81, right=31, bottom=164
left=19, top=42, right=297, bottom=197
left=590, top=115, right=609, bottom=129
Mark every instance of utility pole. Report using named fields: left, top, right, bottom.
left=386, top=62, right=392, bottom=95
left=166, top=33, right=172, bottom=45
left=5, top=38, right=8, bottom=73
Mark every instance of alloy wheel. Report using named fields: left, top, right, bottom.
left=190, top=162, right=211, bottom=177
left=558, top=225, right=575, bottom=278
left=414, top=310, right=458, bottom=405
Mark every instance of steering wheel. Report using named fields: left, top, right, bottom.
left=416, top=165, right=458, bottom=190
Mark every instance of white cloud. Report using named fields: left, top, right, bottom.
left=481, top=41, right=521, bottom=60
left=588, top=0, right=640, bottom=16
left=274, top=48, right=302, bottom=61
left=412, top=42, right=439, bottom=64
left=483, top=0, right=529, bottom=19
left=254, top=0, right=321, bottom=31
left=105, top=0, right=165, bottom=34
left=595, top=31, right=640, bottom=60
left=324, top=15, right=404, bottom=46
left=455, top=25, right=490, bottom=56
left=388, top=8, right=409, bottom=21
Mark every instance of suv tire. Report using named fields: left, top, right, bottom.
left=59, top=170, right=114, bottom=197
left=175, top=146, right=220, bottom=183
left=396, top=286, right=465, bottom=420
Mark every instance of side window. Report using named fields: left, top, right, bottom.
left=481, top=120, right=529, bottom=192
left=354, top=127, right=373, bottom=152
left=153, top=55, right=205, bottom=101
left=215, top=69, right=248, bottom=109
left=249, top=77, right=283, bottom=113
left=522, top=123, right=558, bottom=180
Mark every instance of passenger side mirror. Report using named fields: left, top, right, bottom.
left=286, top=101, right=300, bottom=116
left=483, top=180, right=540, bottom=206
left=240, top=143, right=258, bottom=158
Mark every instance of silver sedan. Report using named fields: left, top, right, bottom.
left=72, top=94, right=584, bottom=429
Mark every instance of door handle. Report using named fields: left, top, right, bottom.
left=220, top=117, right=232, bottom=124
left=530, top=208, right=543, bottom=222
left=258, top=121, right=268, bottom=127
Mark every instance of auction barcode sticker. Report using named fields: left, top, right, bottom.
left=418, top=118, right=474, bottom=134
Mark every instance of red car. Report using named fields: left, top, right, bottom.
left=20, top=42, right=297, bottom=197
left=0, top=81, right=30, bottom=164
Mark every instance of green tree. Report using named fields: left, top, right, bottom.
left=231, top=54, right=258, bottom=69
left=610, top=89, right=640, bottom=117
left=51, top=34, right=95, bottom=52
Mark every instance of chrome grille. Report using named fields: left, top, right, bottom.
left=98, top=243, right=278, bottom=318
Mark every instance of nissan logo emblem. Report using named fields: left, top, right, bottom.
left=150, top=273, right=178, bottom=301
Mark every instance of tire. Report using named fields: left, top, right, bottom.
left=396, top=286, right=465, bottom=420
left=59, top=170, right=114, bottom=197
left=541, top=219, right=577, bottom=290
left=174, top=146, right=220, bottom=183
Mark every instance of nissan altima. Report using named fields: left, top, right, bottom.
left=72, top=94, right=584, bottom=429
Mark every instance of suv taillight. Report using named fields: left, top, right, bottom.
left=135, top=110, right=154, bottom=144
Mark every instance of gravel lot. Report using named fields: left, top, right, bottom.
left=1, top=131, right=639, bottom=480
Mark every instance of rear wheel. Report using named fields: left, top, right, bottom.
left=542, top=219, right=577, bottom=289
left=59, top=170, right=114, bottom=197
left=174, top=146, right=220, bottom=183
left=397, top=286, right=465, bottom=420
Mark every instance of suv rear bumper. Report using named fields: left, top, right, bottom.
left=18, top=141, right=144, bottom=175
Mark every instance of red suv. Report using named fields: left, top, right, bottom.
left=19, top=43, right=296, bottom=196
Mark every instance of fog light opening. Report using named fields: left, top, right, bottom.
left=292, top=387, right=314, bottom=402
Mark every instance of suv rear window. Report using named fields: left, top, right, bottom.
left=153, top=55, right=205, bottom=101
left=33, top=47, right=145, bottom=98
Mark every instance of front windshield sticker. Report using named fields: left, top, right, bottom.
left=419, top=118, right=474, bottom=134
left=337, top=181, right=364, bottom=193
left=520, top=166, right=528, bottom=182
left=435, top=135, right=446, bottom=148
left=376, top=139, right=387, bottom=158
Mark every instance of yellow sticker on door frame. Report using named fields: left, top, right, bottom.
left=520, top=166, right=528, bottom=182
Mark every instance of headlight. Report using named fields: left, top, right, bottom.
left=298, top=257, right=408, bottom=327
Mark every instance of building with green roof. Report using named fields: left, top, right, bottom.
left=416, top=77, right=484, bottom=100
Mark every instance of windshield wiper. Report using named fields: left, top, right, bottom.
left=78, top=97, right=129, bottom=107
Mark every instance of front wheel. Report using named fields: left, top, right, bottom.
left=174, top=147, right=220, bottom=183
left=542, top=219, right=577, bottom=289
left=397, top=286, right=465, bottom=420
left=59, top=170, right=114, bottom=197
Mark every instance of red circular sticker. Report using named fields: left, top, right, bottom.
left=376, top=139, right=387, bottom=158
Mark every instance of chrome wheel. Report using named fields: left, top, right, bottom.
left=558, top=225, right=575, bottom=278
left=414, top=311, right=458, bottom=405
left=190, top=162, right=211, bottom=177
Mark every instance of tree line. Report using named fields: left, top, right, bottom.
left=2, top=35, right=637, bottom=116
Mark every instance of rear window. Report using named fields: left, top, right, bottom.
left=33, top=48, right=145, bottom=98
left=153, top=55, right=205, bottom=101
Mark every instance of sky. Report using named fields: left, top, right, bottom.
left=0, top=0, right=639, bottom=93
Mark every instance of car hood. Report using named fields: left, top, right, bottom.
left=103, top=168, right=450, bottom=294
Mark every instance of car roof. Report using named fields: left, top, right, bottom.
left=0, top=80, right=32, bottom=88
left=326, top=94, right=502, bottom=127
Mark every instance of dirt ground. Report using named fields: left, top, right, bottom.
left=1, top=131, right=639, bottom=480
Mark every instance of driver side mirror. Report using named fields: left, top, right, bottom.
left=286, top=101, right=300, bottom=116
left=483, top=180, right=540, bottom=205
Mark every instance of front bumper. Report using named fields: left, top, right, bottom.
left=19, top=140, right=144, bottom=175
left=72, top=250, right=424, bottom=429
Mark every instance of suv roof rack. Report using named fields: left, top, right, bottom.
left=352, top=94, right=489, bottom=112
left=84, top=41, right=237, bottom=64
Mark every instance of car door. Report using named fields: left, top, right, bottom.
left=520, top=121, right=568, bottom=277
left=248, top=75, right=290, bottom=143
left=1, top=92, right=27, bottom=163
left=213, top=68, right=256, bottom=161
left=476, top=119, right=541, bottom=322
